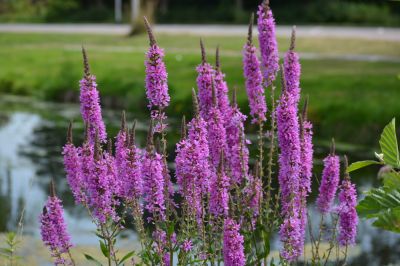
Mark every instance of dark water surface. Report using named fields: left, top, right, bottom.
left=0, top=96, right=399, bottom=265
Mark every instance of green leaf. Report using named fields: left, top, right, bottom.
left=357, top=187, right=400, bottom=233
left=372, top=207, right=400, bottom=233
left=357, top=187, right=400, bottom=218
left=347, top=160, right=382, bottom=173
left=99, top=241, right=109, bottom=258
left=118, top=251, right=135, bottom=265
left=379, top=118, right=400, bottom=167
left=383, top=171, right=400, bottom=189
left=84, top=254, right=103, bottom=266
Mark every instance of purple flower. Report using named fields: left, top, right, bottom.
left=244, top=175, right=262, bottom=226
left=316, top=149, right=340, bottom=214
left=276, top=89, right=301, bottom=216
left=207, top=99, right=227, bottom=168
left=338, top=166, right=358, bottom=246
left=79, top=48, right=107, bottom=144
left=283, top=28, right=301, bottom=104
left=181, top=239, right=193, bottom=252
left=225, top=98, right=249, bottom=185
left=276, top=71, right=302, bottom=261
left=257, top=2, right=279, bottom=87
left=209, top=154, right=230, bottom=217
left=215, top=47, right=231, bottom=123
left=62, top=123, right=84, bottom=204
left=86, top=142, right=119, bottom=223
left=223, top=218, right=245, bottom=266
left=39, top=185, right=73, bottom=265
left=279, top=216, right=302, bottom=261
left=142, top=138, right=166, bottom=220
left=243, top=21, right=266, bottom=124
left=197, top=40, right=215, bottom=121
left=144, top=18, right=170, bottom=109
left=299, top=103, right=314, bottom=244
left=175, top=138, right=203, bottom=220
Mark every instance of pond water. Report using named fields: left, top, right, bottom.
left=0, top=96, right=399, bottom=265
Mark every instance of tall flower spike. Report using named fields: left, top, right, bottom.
left=223, top=218, right=245, bottom=266
left=277, top=66, right=302, bottom=261
left=192, top=88, right=200, bottom=117
left=209, top=151, right=230, bottom=217
left=40, top=181, right=74, bottom=265
left=197, top=39, right=215, bottom=120
left=207, top=80, right=227, bottom=167
left=243, top=14, right=266, bottom=124
left=338, top=155, right=358, bottom=246
left=257, top=0, right=279, bottom=86
left=142, top=121, right=165, bottom=220
left=316, top=139, right=340, bottom=214
left=283, top=26, right=301, bottom=104
left=144, top=17, right=170, bottom=109
left=214, top=46, right=231, bottom=122
left=62, top=121, right=84, bottom=203
left=121, top=121, right=142, bottom=201
left=225, top=88, right=249, bottom=185
left=298, top=96, right=313, bottom=251
left=79, top=47, right=107, bottom=143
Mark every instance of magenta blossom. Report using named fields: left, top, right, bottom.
left=144, top=18, right=170, bottom=109
left=283, top=28, right=301, bottom=104
left=39, top=185, right=73, bottom=265
left=257, top=1, right=279, bottom=87
left=197, top=40, right=215, bottom=121
left=79, top=48, right=107, bottom=143
left=243, top=20, right=266, bottom=124
left=338, top=164, right=358, bottom=246
left=316, top=148, right=340, bottom=214
left=209, top=154, right=230, bottom=217
left=223, top=218, right=245, bottom=266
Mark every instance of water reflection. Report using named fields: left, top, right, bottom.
left=0, top=99, right=399, bottom=265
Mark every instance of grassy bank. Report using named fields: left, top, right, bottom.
left=0, top=32, right=399, bottom=145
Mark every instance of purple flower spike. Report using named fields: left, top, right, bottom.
left=276, top=72, right=301, bottom=216
left=144, top=17, right=170, bottom=109
left=62, top=122, right=84, bottom=204
left=226, top=90, right=249, bottom=185
left=86, top=135, right=119, bottom=223
left=243, top=16, right=267, bottom=124
left=316, top=140, right=340, bottom=214
left=39, top=181, right=73, bottom=265
left=197, top=39, right=215, bottom=121
left=79, top=47, right=107, bottom=143
left=279, top=216, right=302, bottom=261
left=299, top=99, right=314, bottom=250
left=338, top=156, right=358, bottom=246
left=121, top=123, right=142, bottom=201
left=283, top=27, right=301, bottom=104
left=223, top=218, right=245, bottom=266
left=142, top=123, right=166, bottom=220
left=209, top=152, right=230, bottom=217
left=207, top=82, right=227, bottom=167
left=175, top=125, right=202, bottom=220
left=215, top=46, right=231, bottom=122
left=257, top=1, right=279, bottom=87
left=277, top=67, right=302, bottom=261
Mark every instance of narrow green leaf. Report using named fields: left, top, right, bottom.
left=84, top=254, right=103, bottom=266
left=118, top=251, right=135, bottom=265
left=347, top=160, right=382, bottom=173
left=99, top=241, right=109, bottom=258
left=379, top=118, right=399, bottom=167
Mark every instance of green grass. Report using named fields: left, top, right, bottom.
left=0, top=32, right=399, bottom=145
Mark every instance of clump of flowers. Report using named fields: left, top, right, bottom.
left=39, top=5, right=359, bottom=266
